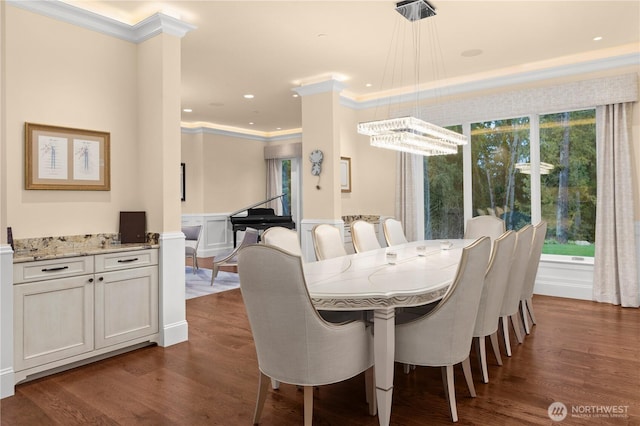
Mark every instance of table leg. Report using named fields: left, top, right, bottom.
left=374, top=307, right=395, bottom=426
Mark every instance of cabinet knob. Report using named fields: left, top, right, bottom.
left=88, top=278, right=94, bottom=283
left=98, top=277, right=104, bottom=282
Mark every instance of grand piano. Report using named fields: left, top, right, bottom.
left=229, top=194, right=295, bottom=247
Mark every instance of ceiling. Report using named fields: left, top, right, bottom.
left=62, top=1, right=640, bottom=135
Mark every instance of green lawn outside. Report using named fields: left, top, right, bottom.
left=542, top=242, right=595, bottom=257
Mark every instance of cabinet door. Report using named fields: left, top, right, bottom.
left=14, top=276, right=94, bottom=371
left=94, top=266, right=159, bottom=349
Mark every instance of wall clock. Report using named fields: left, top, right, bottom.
left=309, top=149, right=324, bottom=176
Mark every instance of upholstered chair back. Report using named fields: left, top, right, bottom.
left=464, top=215, right=506, bottom=243
left=382, top=218, right=409, bottom=246
left=474, top=231, right=516, bottom=337
left=350, top=220, right=382, bottom=253
left=237, top=244, right=372, bottom=386
left=261, top=226, right=302, bottom=258
left=395, top=236, right=491, bottom=366
left=312, top=224, right=347, bottom=261
left=500, top=225, right=534, bottom=317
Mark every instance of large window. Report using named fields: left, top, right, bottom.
left=423, top=110, right=597, bottom=258
left=539, top=109, right=596, bottom=256
left=424, top=125, right=464, bottom=239
left=281, top=159, right=292, bottom=216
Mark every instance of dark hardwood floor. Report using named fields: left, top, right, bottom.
left=2, top=258, right=639, bottom=425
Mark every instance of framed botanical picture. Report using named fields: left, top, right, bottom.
left=340, top=156, right=351, bottom=193
left=180, top=163, right=186, bottom=201
left=25, top=123, right=110, bottom=190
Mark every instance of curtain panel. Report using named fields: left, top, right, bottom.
left=593, top=102, right=639, bottom=308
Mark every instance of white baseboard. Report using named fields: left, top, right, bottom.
left=0, top=368, right=15, bottom=398
left=160, top=320, right=189, bottom=347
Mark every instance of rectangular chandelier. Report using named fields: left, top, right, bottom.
left=357, top=116, right=468, bottom=156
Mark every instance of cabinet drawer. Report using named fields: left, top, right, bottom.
left=14, top=257, right=94, bottom=284
left=95, top=249, right=158, bottom=272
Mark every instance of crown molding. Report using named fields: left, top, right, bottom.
left=7, top=0, right=196, bottom=43
left=181, top=125, right=302, bottom=143
left=293, top=79, right=347, bottom=97
left=347, top=52, right=640, bottom=111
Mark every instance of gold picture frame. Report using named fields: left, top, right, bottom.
left=25, top=123, right=110, bottom=190
left=340, top=156, right=351, bottom=193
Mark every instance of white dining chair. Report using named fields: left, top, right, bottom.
left=261, top=226, right=302, bottom=258
left=350, top=220, right=382, bottom=253
left=237, top=244, right=375, bottom=425
left=210, top=227, right=259, bottom=284
left=464, top=216, right=505, bottom=243
left=520, top=220, right=547, bottom=334
left=473, top=230, right=516, bottom=383
left=382, top=218, right=408, bottom=246
left=394, top=237, right=491, bottom=423
left=182, top=225, right=202, bottom=273
left=498, top=224, right=534, bottom=356
left=312, top=224, right=347, bottom=261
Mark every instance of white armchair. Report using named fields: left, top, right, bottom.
left=499, top=225, right=534, bottom=356
left=464, top=216, right=506, bottom=243
left=394, top=237, right=491, bottom=423
left=261, top=226, right=302, bottom=258
left=520, top=221, right=547, bottom=334
left=237, top=244, right=375, bottom=425
left=473, top=230, right=516, bottom=383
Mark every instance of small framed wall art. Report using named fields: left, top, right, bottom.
left=25, top=123, right=110, bottom=190
left=340, top=156, right=351, bottom=193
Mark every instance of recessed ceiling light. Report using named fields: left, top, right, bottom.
left=249, top=122, right=254, bottom=125
left=593, top=36, right=603, bottom=41
left=365, top=83, right=373, bottom=87
left=276, top=127, right=282, bottom=130
left=182, top=108, right=192, bottom=113
left=292, top=93, right=299, bottom=98
left=243, top=94, right=254, bottom=99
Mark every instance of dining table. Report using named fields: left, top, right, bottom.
left=304, top=239, right=474, bottom=426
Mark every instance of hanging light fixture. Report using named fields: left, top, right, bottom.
left=357, top=0, right=468, bottom=156
left=515, top=162, right=555, bottom=175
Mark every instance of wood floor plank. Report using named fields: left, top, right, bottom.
left=2, top=267, right=639, bottom=426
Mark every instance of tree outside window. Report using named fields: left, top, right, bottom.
left=471, top=117, right=531, bottom=231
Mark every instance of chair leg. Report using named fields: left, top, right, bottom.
left=441, top=365, right=458, bottom=422
left=364, top=366, right=377, bottom=416
left=475, top=336, right=489, bottom=384
left=500, top=316, right=512, bottom=357
left=253, top=372, right=271, bottom=425
left=211, top=265, right=219, bottom=286
left=489, top=331, right=503, bottom=366
left=520, top=300, right=531, bottom=335
left=526, top=297, right=537, bottom=325
left=510, top=313, right=524, bottom=344
left=191, top=254, right=198, bottom=273
left=461, top=357, right=476, bottom=397
left=303, top=386, right=313, bottom=426
left=271, top=379, right=280, bottom=390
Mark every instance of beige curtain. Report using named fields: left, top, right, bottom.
left=266, top=159, right=282, bottom=215
left=593, top=102, right=639, bottom=308
left=395, top=152, right=424, bottom=241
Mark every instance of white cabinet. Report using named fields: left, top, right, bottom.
left=13, top=249, right=159, bottom=381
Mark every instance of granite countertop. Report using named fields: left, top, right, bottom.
left=12, top=233, right=160, bottom=264
left=13, top=243, right=160, bottom=264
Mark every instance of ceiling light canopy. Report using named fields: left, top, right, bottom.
left=357, top=0, right=468, bottom=156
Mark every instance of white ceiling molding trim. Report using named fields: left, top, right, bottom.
left=7, top=0, right=196, bottom=43
left=293, top=80, right=347, bottom=97
left=346, top=52, right=640, bottom=112
left=181, top=126, right=302, bottom=143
